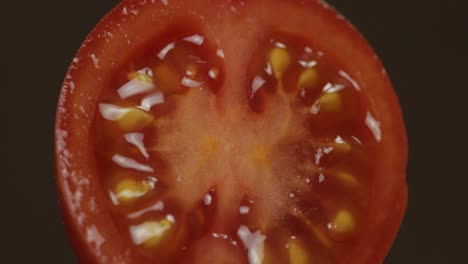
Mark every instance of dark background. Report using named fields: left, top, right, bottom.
left=3, top=0, right=467, bottom=263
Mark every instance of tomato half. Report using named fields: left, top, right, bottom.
left=55, top=0, right=407, bottom=263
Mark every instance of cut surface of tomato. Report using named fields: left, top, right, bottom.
left=55, top=0, right=407, bottom=263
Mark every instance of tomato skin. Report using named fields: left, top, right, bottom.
left=55, top=0, right=407, bottom=263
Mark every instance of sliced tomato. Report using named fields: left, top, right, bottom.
left=55, top=0, right=407, bottom=263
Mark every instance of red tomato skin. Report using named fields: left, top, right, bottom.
left=55, top=0, right=407, bottom=263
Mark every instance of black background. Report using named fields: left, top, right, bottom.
left=3, top=0, right=467, bottom=263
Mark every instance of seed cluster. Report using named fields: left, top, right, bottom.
left=94, top=31, right=376, bottom=263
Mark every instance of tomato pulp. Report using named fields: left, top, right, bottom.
left=55, top=0, right=408, bottom=263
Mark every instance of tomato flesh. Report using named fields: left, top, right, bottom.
left=55, top=1, right=407, bottom=263
left=94, top=30, right=384, bottom=263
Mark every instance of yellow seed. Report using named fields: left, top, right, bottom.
left=128, top=71, right=153, bottom=83
left=118, top=108, right=153, bottom=131
left=114, top=179, right=154, bottom=203
left=289, top=240, right=309, bottom=264
left=270, top=47, right=291, bottom=79
left=328, top=210, right=355, bottom=235
left=317, top=92, right=342, bottom=112
left=298, top=68, right=319, bottom=89
left=130, top=219, right=172, bottom=247
left=335, top=171, right=359, bottom=188
left=186, top=64, right=197, bottom=78
left=334, top=141, right=351, bottom=153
